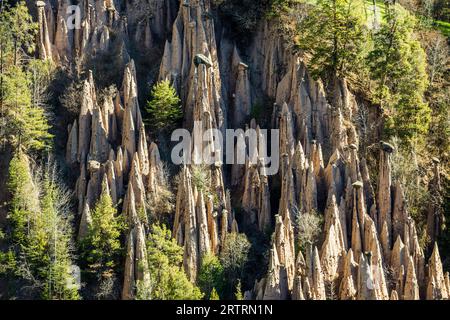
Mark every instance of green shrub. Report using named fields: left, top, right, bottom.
left=295, top=209, right=323, bottom=255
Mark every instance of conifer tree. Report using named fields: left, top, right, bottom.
left=7, top=151, right=38, bottom=245
left=198, top=253, right=225, bottom=300
left=33, top=168, right=80, bottom=300
left=80, top=184, right=124, bottom=272
left=367, top=4, right=431, bottom=141
left=210, top=287, right=220, bottom=300
left=297, top=0, right=369, bottom=80
left=6, top=154, right=79, bottom=299
left=0, top=1, right=52, bottom=152
left=136, top=224, right=203, bottom=300
left=235, top=280, right=244, bottom=300
left=145, top=80, right=182, bottom=132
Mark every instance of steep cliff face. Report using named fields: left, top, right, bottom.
left=34, top=0, right=448, bottom=300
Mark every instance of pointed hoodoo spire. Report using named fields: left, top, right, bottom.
left=121, top=60, right=141, bottom=175
left=278, top=154, right=296, bottom=222
left=320, top=224, right=341, bottom=283
left=357, top=252, right=376, bottom=300
left=122, top=222, right=150, bottom=300
left=377, top=141, right=394, bottom=237
left=77, top=76, right=96, bottom=163
left=339, top=249, right=358, bottom=300
left=90, top=101, right=110, bottom=163
left=363, top=216, right=389, bottom=300
left=66, top=120, right=78, bottom=165
left=311, top=246, right=326, bottom=300
left=351, top=199, right=363, bottom=261
left=390, top=290, right=399, bottom=300
left=274, top=214, right=296, bottom=292
left=279, top=102, right=296, bottom=162
left=391, top=236, right=407, bottom=281
left=78, top=202, right=92, bottom=241
left=392, top=181, right=407, bottom=243
left=231, top=48, right=252, bottom=128
left=36, top=1, right=53, bottom=61
left=426, top=243, right=449, bottom=300
left=426, top=157, right=444, bottom=248
left=172, top=166, right=200, bottom=283
left=293, top=251, right=307, bottom=300
left=196, top=189, right=211, bottom=262
left=122, top=226, right=135, bottom=300
left=127, top=153, right=147, bottom=223
left=262, top=245, right=289, bottom=300
left=148, top=142, right=164, bottom=197
left=321, top=192, right=346, bottom=284
left=403, top=256, right=420, bottom=300
left=258, top=168, right=271, bottom=232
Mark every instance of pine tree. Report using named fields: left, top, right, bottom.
left=367, top=4, right=431, bottom=141
left=2, top=65, right=52, bottom=151
left=235, top=280, right=244, bottom=300
left=6, top=154, right=79, bottom=299
left=33, top=169, right=80, bottom=300
left=297, top=0, right=369, bottom=80
left=80, top=184, right=124, bottom=272
left=210, top=287, right=220, bottom=300
left=0, top=1, right=52, bottom=152
left=7, top=151, right=39, bottom=245
left=79, top=183, right=124, bottom=299
left=0, top=1, right=36, bottom=66
left=145, top=80, right=182, bottom=131
left=136, top=223, right=203, bottom=300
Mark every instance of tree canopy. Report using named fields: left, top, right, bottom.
left=368, top=3, right=431, bottom=141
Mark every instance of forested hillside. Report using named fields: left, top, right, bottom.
left=0, top=0, right=449, bottom=300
